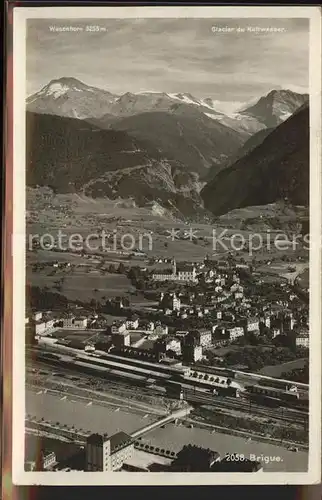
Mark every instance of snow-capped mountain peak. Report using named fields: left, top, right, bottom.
left=34, top=77, right=97, bottom=100
left=167, top=92, right=203, bottom=107
left=41, top=82, right=71, bottom=99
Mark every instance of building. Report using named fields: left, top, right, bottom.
left=152, top=259, right=197, bottom=283
left=235, top=263, right=250, bottom=271
left=259, top=314, right=271, bottom=329
left=182, top=329, right=212, bottom=349
left=33, top=311, right=43, bottom=322
left=155, top=337, right=181, bottom=355
left=272, top=327, right=281, bottom=338
left=152, top=270, right=175, bottom=281
left=154, top=323, right=168, bottom=336
left=240, top=316, right=260, bottom=335
left=230, top=283, right=243, bottom=293
left=86, top=432, right=134, bottom=471
left=247, top=317, right=259, bottom=333
left=74, top=317, right=88, bottom=329
left=42, top=450, right=57, bottom=470
left=35, top=321, right=47, bottom=335
left=171, top=444, right=220, bottom=472
left=63, top=314, right=76, bottom=328
left=26, top=448, right=56, bottom=471
left=160, top=292, right=181, bottom=312
left=176, top=263, right=197, bottom=282
left=111, top=321, right=127, bottom=335
left=212, top=326, right=230, bottom=347
left=147, top=321, right=155, bottom=332
left=25, top=434, right=83, bottom=472
left=283, top=315, right=295, bottom=331
left=111, top=331, right=131, bottom=348
left=296, top=333, right=309, bottom=348
left=33, top=312, right=57, bottom=335
left=227, top=325, right=244, bottom=341
left=116, top=345, right=162, bottom=362
left=44, top=318, right=55, bottom=330
left=182, top=344, right=203, bottom=363
left=139, top=320, right=155, bottom=333
left=126, top=316, right=139, bottom=330
left=193, top=329, right=212, bottom=348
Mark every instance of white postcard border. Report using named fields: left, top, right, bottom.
left=11, top=5, right=322, bottom=486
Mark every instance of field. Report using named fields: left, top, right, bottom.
left=50, top=328, right=108, bottom=344
left=297, top=268, right=309, bottom=290
left=27, top=264, right=134, bottom=302
left=26, top=188, right=309, bottom=310
left=27, top=188, right=309, bottom=264
left=258, top=358, right=308, bottom=378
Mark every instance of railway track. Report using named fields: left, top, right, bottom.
left=182, top=390, right=307, bottom=426
left=26, top=358, right=307, bottom=428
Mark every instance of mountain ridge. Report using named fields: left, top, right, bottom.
left=201, top=104, right=309, bottom=216
left=26, top=111, right=206, bottom=217
left=27, top=77, right=308, bottom=136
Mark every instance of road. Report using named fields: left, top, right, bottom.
left=279, top=262, right=309, bottom=285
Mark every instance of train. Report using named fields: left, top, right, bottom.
left=244, top=383, right=309, bottom=411
left=164, top=379, right=238, bottom=399
left=245, top=384, right=300, bottom=401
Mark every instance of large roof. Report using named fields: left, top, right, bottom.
left=177, top=264, right=195, bottom=272
left=109, top=431, right=133, bottom=453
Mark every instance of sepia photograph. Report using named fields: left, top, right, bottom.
left=9, top=5, right=321, bottom=485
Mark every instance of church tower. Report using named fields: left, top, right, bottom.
left=172, top=258, right=177, bottom=276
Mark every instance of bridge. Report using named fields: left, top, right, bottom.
left=131, top=405, right=194, bottom=439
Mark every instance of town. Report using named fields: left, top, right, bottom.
left=25, top=251, right=309, bottom=473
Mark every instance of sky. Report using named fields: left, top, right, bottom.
left=26, top=18, right=309, bottom=103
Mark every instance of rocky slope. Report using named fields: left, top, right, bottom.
left=201, top=105, right=309, bottom=216
left=26, top=111, right=205, bottom=216
left=99, top=109, right=244, bottom=176
left=239, top=89, right=309, bottom=128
